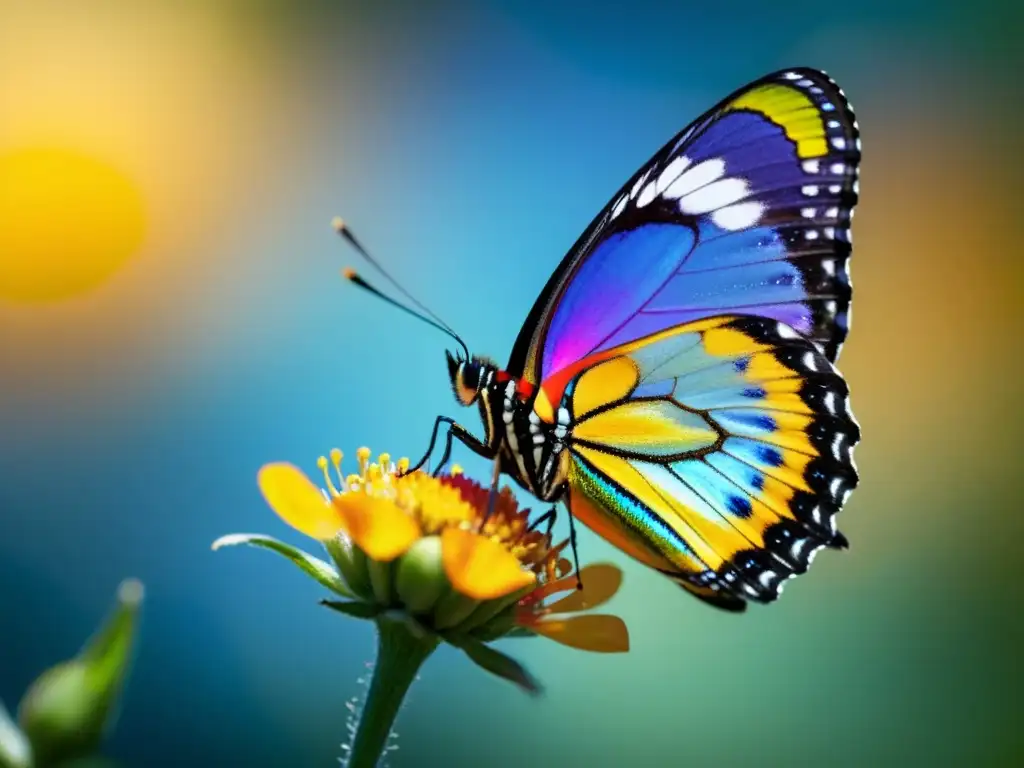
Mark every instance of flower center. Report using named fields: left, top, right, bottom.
left=315, top=447, right=566, bottom=579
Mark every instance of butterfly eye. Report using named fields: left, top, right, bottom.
left=462, top=363, right=480, bottom=391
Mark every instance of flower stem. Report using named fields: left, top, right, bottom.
left=347, top=615, right=439, bottom=768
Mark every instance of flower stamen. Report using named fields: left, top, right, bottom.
left=357, top=446, right=371, bottom=476
left=317, top=455, right=341, bottom=498
left=330, top=448, right=345, bottom=486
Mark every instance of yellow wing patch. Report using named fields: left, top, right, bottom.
left=729, top=83, right=828, bottom=158
left=572, top=356, right=639, bottom=418
left=573, top=399, right=719, bottom=457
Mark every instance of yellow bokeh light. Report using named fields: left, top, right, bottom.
left=0, top=147, right=146, bottom=303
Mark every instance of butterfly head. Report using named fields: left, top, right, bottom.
left=446, top=350, right=497, bottom=406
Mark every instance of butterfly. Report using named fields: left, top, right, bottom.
left=342, top=67, right=861, bottom=611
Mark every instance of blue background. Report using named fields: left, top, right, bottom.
left=1, top=0, right=1021, bottom=765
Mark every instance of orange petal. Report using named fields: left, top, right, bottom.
left=258, top=463, right=344, bottom=540
left=441, top=528, right=536, bottom=600
left=545, top=564, right=623, bottom=614
left=333, top=493, right=421, bottom=562
left=528, top=614, right=630, bottom=653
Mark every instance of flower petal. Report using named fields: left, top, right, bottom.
left=258, top=463, right=344, bottom=540
left=333, top=493, right=421, bottom=562
left=545, top=564, right=623, bottom=614
left=441, top=528, right=536, bottom=600
left=528, top=614, right=630, bottom=653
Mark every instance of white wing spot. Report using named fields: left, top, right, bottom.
left=805, top=230, right=820, bottom=240
left=824, top=226, right=836, bottom=239
left=776, top=323, right=800, bottom=339
left=826, top=206, right=839, bottom=218
left=629, top=170, right=651, bottom=199
left=610, top=196, right=627, bottom=219
left=827, top=119, right=840, bottom=129
left=802, top=159, right=820, bottom=174
left=802, top=351, right=818, bottom=371
left=830, top=163, right=845, bottom=174
left=679, top=177, right=748, bottom=215
left=711, top=201, right=763, bottom=230
left=828, top=184, right=842, bottom=194
left=831, top=137, right=847, bottom=150
left=655, top=155, right=692, bottom=195
left=663, top=158, right=726, bottom=200
left=823, top=391, right=836, bottom=415
left=801, top=207, right=816, bottom=219
left=802, top=185, right=819, bottom=196
left=829, top=474, right=843, bottom=495
left=783, top=71, right=801, bottom=80
left=822, top=259, right=835, bottom=277
left=636, top=180, right=658, bottom=208
left=797, top=78, right=814, bottom=88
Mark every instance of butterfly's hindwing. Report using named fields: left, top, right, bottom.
left=563, top=315, right=859, bottom=606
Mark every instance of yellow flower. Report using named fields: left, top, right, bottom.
left=214, top=446, right=630, bottom=768
left=227, top=447, right=628, bottom=654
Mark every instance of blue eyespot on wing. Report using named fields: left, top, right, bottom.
left=564, top=315, right=859, bottom=609
left=508, top=68, right=860, bottom=390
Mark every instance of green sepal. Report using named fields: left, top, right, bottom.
left=323, top=537, right=372, bottom=600
left=18, top=579, right=143, bottom=765
left=212, top=533, right=354, bottom=598
left=320, top=599, right=382, bottom=621
left=458, top=583, right=533, bottom=634
left=366, top=558, right=394, bottom=606
left=469, top=610, right=518, bottom=643
left=503, top=626, right=538, bottom=638
left=0, top=699, right=31, bottom=768
left=447, top=636, right=542, bottom=696
left=431, top=590, right=479, bottom=631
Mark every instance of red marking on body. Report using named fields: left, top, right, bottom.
left=514, top=376, right=535, bottom=400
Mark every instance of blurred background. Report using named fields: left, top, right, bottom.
left=1, top=0, right=1021, bottom=765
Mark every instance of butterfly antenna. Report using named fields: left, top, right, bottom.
left=332, top=217, right=461, bottom=337
left=343, top=268, right=470, bottom=359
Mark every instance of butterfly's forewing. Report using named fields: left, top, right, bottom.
left=563, top=316, right=859, bottom=608
left=508, top=68, right=861, bottom=400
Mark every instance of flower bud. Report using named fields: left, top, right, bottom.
left=394, top=536, right=447, bottom=614
left=17, top=580, right=143, bottom=765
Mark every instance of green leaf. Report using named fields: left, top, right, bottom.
left=450, top=636, right=543, bottom=696
left=18, top=579, right=144, bottom=765
left=0, top=699, right=31, bottom=768
left=212, top=533, right=354, bottom=598
left=319, top=600, right=382, bottom=621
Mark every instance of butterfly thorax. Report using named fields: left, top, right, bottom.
left=481, top=377, right=570, bottom=503
left=447, top=351, right=570, bottom=501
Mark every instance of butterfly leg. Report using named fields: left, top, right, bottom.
left=481, top=455, right=502, bottom=527
left=566, top=511, right=584, bottom=591
left=526, top=506, right=558, bottom=541
left=408, top=415, right=494, bottom=475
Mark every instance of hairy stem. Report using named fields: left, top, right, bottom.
left=346, top=616, right=438, bottom=768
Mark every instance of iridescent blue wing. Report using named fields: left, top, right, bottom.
left=508, top=68, right=860, bottom=396
left=564, top=315, right=859, bottom=610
